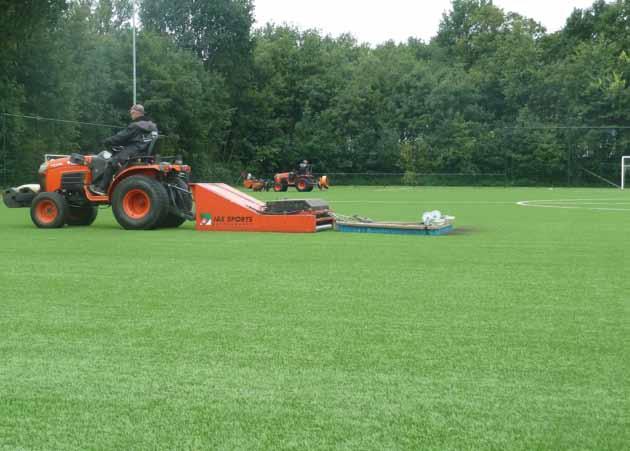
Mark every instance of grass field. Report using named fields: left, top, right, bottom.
left=0, top=186, right=628, bottom=450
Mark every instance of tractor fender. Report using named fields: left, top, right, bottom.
left=108, top=166, right=162, bottom=196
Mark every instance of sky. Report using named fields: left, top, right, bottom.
left=253, top=0, right=598, bottom=45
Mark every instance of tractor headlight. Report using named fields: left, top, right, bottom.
left=38, top=162, right=48, bottom=174
left=159, top=162, right=172, bottom=172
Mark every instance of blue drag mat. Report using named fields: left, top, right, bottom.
left=335, top=223, right=454, bottom=236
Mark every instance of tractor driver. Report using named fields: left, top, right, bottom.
left=297, top=159, right=309, bottom=175
left=90, top=104, right=158, bottom=195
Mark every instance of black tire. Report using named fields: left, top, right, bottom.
left=159, top=178, right=192, bottom=228
left=66, top=206, right=98, bottom=226
left=30, top=192, right=68, bottom=229
left=112, top=175, right=168, bottom=230
left=171, top=178, right=193, bottom=215
left=296, top=178, right=314, bottom=192
left=160, top=214, right=187, bottom=228
left=273, top=182, right=288, bottom=192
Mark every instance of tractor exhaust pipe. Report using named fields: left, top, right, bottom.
left=3, top=184, right=40, bottom=208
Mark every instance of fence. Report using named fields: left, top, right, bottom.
left=312, top=172, right=507, bottom=187
left=1, top=113, right=628, bottom=189
left=501, top=126, right=629, bottom=188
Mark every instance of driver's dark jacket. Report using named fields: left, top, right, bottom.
left=104, top=116, right=158, bottom=156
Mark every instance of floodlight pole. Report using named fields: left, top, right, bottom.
left=132, top=0, right=137, bottom=105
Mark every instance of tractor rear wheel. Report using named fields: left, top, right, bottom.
left=112, top=175, right=168, bottom=230
left=159, top=177, right=192, bottom=228
left=296, top=178, right=314, bottom=192
left=66, top=206, right=98, bottom=226
left=161, top=214, right=187, bottom=228
left=30, top=192, right=68, bottom=228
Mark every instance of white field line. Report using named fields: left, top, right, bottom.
left=372, top=187, right=502, bottom=192
left=522, top=198, right=622, bottom=202
left=332, top=200, right=517, bottom=204
left=517, top=199, right=630, bottom=212
left=538, top=202, right=630, bottom=205
left=373, top=188, right=418, bottom=192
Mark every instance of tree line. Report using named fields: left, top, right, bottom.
left=2, top=0, right=630, bottom=186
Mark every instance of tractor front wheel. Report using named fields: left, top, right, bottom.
left=112, top=176, right=168, bottom=230
left=30, top=192, right=68, bottom=228
left=273, top=182, right=287, bottom=192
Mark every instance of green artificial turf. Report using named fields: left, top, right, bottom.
left=0, top=187, right=628, bottom=450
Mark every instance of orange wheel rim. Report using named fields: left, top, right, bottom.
left=122, top=189, right=151, bottom=219
left=298, top=181, right=306, bottom=189
left=36, top=200, right=58, bottom=223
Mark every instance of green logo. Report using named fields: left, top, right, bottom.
left=201, top=213, right=212, bottom=226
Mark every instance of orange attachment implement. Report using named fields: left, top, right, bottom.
left=191, top=183, right=334, bottom=233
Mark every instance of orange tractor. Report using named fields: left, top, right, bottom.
left=2, top=138, right=194, bottom=230
left=243, top=174, right=272, bottom=192
left=273, top=161, right=329, bottom=192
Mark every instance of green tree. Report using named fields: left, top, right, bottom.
left=140, top=0, right=254, bottom=80
left=434, top=0, right=505, bottom=67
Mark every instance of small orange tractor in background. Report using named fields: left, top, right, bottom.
left=273, top=161, right=329, bottom=192
left=243, top=174, right=272, bottom=191
left=3, top=137, right=194, bottom=230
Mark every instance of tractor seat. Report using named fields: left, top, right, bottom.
left=126, top=132, right=160, bottom=164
